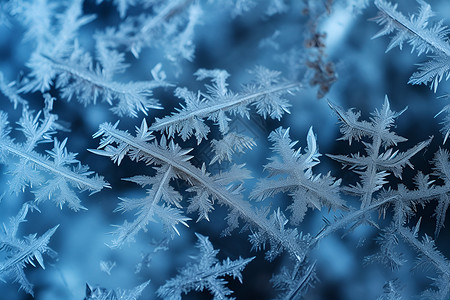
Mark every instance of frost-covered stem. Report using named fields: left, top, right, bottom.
left=0, top=141, right=106, bottom=192
left=403, top=185, right=450, bottom=204
left=374, top=0, right=450, bottom=57
left=25, top=115, right=58, bottom=152
left=0, top=225, right=58, bottom=273
left=194, top=259, right=249, bottom=284
left=361, top=135, right=382, bottom=209
left=264, top=180, right=340, bottom=209
left=41, top=55, right=162, bottom=99
left=99, top=124, right=305, bottom=261
left=153, top=166, right=172, bottom=206
left=398, top=226, right=450, bottom=277
left=150, top=82, right=301, bottom=132
left=311, top=184, right=450, bottom=248
left=285, top=261, right=316, bottom=300
left=108, top=0, right=194, bottom=48
left=159, top=255, right=253, bottom=299
left=141, top=0, right=194, bottom=34
left=113, top=166, right=172, bottom=245
left=311, top=196, right=396, bottom=247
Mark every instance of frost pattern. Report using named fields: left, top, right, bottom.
left=0, top=203, right=58, bottom=295
left=0, top=0, right=448, bottom=299
left=0, top=98, right=109, bottom=210
left=373, top=0, right=450, bottom=92
left=156, top=233, right=254, bottom=300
